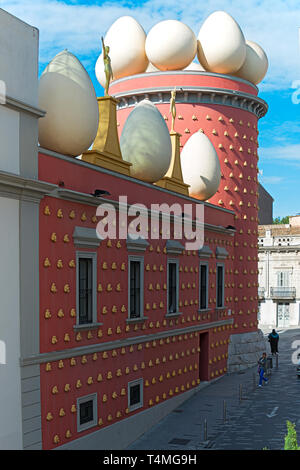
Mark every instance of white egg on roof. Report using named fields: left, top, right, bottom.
left=197, top=11, right=246, bottom=74
left=181, top=130, right=221, bottom=200
left=38, top=50, right=99, bottom=157
left=95, top=16, right=148, bottom=87
left=145, top=20, right=197, bottom=71
left=120, top=99, right=172, bottom=183
left=233, top=40, right=268, bottom=84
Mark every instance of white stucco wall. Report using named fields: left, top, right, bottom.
left=0, top=8, right=39, bottom=106
left=258, top=242, right=300, bottom=328
left=0, top=106, right=20, bottom=174
left=0, top=197, right=22, bottom=449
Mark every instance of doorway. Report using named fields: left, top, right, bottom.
left=199, top=332, right=209, bottom=382
left=277, top=302, right=290, bottom=328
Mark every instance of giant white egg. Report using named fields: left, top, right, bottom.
left=38, top=50, right=99, bottom=156
left=120, top=99, right=172, bottom=183
left=233, top=40, right=268, bottom=84
left=181, top=131, right=221, bottom=200
left=95, top=16, right=148, bottom=87
left=197, top=11, right=246, bottom=74
left=145, top=20, right=197, bottom=71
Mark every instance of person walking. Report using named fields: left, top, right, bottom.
left=268, top=329, right=279, bottom=355
left=258, top=352, right=269, bottom=387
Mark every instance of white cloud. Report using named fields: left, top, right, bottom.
left=259, top=175, right=284, bottom=184
left=1, top=0, right=300, bottom=91
left=260, top=143, right=300, bottom=162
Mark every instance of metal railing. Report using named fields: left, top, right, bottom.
left=270, top=287, right=296, bottom=298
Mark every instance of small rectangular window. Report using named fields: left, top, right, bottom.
left=79, top=399, right=94, bottom=426
left=168, top=261, right=178, bottom=313
left=199, top=263, right=208, bottom=310
left=128, top=379, right=143, bottom=412
left=216, top=264, right=224, bottom=308
left=77, top=393, right=97, bottom=432
left=130, top=384, right=141, bottom=407
left=76, top=252, right=97, bottom=327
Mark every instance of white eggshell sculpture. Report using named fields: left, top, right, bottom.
left=95, top=16, right=148, bottom=87
left=145, top=20, right=197, bottom=71
left=197, top=11, right=246, bottom=74
left=233, top=40, right=268, bottom=84
left=181, top=131, right=221, bottom=200
left=120, top=100, right=172, bottom=183
left=38, top=50, right=99, bottom=156
left=184, top=61, right=205, bottom=71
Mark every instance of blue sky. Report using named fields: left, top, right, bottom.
left=2, top=0, right=300, bottom=218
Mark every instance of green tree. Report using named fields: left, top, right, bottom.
left=273, top=216, right=289, bottom=225
left=284, top=421, right=300, bottom=450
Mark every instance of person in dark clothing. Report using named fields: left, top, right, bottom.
left=258, top=352, right=269, bottom=387
left=268, top=329, right=279, bottom=355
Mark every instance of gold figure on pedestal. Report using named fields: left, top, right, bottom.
left=170, top=87, right=177, bottom=132
left=101, top=36, right=113, bottom=96
left=81, top=37, right=132, bottom=176
left=155, top=86, right=189, bottom=196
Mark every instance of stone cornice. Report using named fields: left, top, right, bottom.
left=4, top=95, right=45, bottom=118
left=0, top=170, right=57, bottom=202
left=114, top=86, right=267, bottom=119
left=20, top=317, right=234, bottom=366
left=258, top=245, right=300, bottom=254
left=51, top=187, right=234, bottom=236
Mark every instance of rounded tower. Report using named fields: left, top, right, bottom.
left=109, top=71, right=268, bottom=334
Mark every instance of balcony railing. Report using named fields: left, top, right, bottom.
left=270, top=287, right=296, bottom=299
left=258, top=287, right=265, bottom=299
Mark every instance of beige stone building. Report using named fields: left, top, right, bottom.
left=258, top=216, right=300, bottom=328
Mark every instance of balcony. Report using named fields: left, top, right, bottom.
left=258, top=287, right=265, bottom=299
left=270, top=287, right=296, bottom=299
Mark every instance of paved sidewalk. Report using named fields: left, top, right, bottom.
left=127, top=328, right=300, bottom=450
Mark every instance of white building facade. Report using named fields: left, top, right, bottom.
left=258, top=216, right=300, bottom=329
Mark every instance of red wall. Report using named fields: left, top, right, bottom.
left=38, top=152, right=237, bottom=449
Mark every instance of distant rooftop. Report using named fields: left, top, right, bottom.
left=258, top=215, right=300, bottom=237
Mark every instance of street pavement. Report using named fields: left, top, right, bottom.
left=127, top=328, right=300, bottom=450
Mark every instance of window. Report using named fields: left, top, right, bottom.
left=216, top=264, right=225, bottom=308
left=76, top=252, right=97, bottom=326
left=80, top=399, right=94, bottom=425
left=167, top=260, right=179, bottom=314
left=199, top=263, right=208, bottom=310
left=79, top=258, right=93, bottom=324
left=277, top=271, right=289, bottom=287
left=77, top=394, right=97, bottom=432
left=128, top=379, right=143, bottom=412
left=129, top=257, right=143, bottom=319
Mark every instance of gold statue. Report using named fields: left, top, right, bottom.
left=170, top=87, right=177, bottom=132
left=101, top=36, right=113, bottom=96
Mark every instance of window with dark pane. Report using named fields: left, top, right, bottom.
left=79, top=399, right=94, bottom=426
left=130, top=260, right=141, bottom=318
left=200, top=264, right=208, bottom=310
left=129, top=383, right=141, bottom=407
left=217, top=265, right=224, bottom=308
left=168, top=262, right=177, bottom=313
left=79, top=258, right=93, bottom=324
